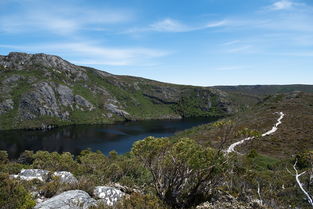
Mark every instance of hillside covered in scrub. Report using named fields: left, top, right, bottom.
left=0, top=52, right=235, bottom=130
left=1, top=91, right=313, bottom=208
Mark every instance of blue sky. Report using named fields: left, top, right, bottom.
left=0, top=0, right=312, bottom=86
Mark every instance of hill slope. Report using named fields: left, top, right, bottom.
left=175, top=91, right=313, bottom=158
left=0, top=52, right=234, bottom=130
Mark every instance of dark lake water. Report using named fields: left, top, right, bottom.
left=0, top=118, right=217, bottom=159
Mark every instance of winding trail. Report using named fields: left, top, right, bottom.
left=226, top=112, right=285, bottom=153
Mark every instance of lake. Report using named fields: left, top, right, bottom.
left=0, top=118, right=217, bottom=159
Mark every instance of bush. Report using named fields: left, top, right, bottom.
left=116, top=193, right=167, bottom=209
left=0, top=150, right=9, bottom=164
left=32, top=151, right=78, bottom=172
left=0, top=172, right=36, bottom=209
left=132, top=137, right=228, bottom=208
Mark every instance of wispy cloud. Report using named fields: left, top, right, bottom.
left=126, top=18, right=227, bottom=33
left=270, top=0, right=294, bottom=10
left=0, top=1, right=133, bottom=35
left=0, top=42, right=170, bottom=66
left=214, top=66, right=250, bottom=71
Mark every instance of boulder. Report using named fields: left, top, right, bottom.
left=93, top=186, right=125, bottom=206
left=53, top=171, right=78, bottom=184
left=12, top=169, right=49, bottom=182
left=34, top=190, right=97, bottom=209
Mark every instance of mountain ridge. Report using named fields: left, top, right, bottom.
left=0, top=52, right=234, bottom=130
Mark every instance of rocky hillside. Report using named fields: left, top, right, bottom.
left=0, top=52, right=234, bottom=130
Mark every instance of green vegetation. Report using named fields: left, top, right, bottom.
left=1, top=134, right=312, bottom=208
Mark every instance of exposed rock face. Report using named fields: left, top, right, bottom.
left=93, top=186, right=125, bottom=206
left=56, top=84, right=74, bottom=108
left=11, top=169, right=49, bottom=182
left=105, top=103, right=129, bottom=118
left=53, top=171, right=78, bottom=184
left=74, top=95, right=94, bottom=111
left=19, top=82, right=62, bottom=120
left=34, top=190, right=97, bottom=209
left=0, top=98, right=14, bottom=115
left=2, top=74, right=24, bottom=85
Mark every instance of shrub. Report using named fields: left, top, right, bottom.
left=0, top=172, right=36, bottom=209
left=116, top=193, right=167, bottom=209
left=32, top=151, right=78, bottom=172
left=132, top=137, right=228, bottom=208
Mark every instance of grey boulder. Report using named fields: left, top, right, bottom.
left=34, top=190, right=97, bottom=209
left=53, top=171, right=78, bottom=184
left=11, top=169, right=49, bottom=182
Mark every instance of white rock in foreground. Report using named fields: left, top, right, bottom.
left=34, top=190, right=97, bottom=209
left=93, top=186, right=125, bottom=206
left=11, top=169, right=49, bottom=182
left=53, top=171, right=78, bottom=184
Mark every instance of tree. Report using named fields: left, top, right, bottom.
left=132, top=137, right=228, bottom=208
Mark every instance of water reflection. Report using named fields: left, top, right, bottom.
left=0, top=118, right=217, bottom=159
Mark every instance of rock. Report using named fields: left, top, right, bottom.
left=2, top=74, right=24, bottom=84
left=0, top=98, right=14, bottom=115
left=53, top=171, right=78, bottom=184
left=56, top=84, right=74, bottom=108
left=93, top=186, right=125, bottom=206
left=74, top=95, right=94, bottom=111
left=109, top=182, right=143, bottom=194
left=34, top=190, right=97, bottom=209
left=11, top=169, right=49, bottom=182
left=105, top=103, right=129, bottom=118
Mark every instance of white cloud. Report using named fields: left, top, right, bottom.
left=226, top=45, right=254, bottom=53
left=0, top=42, right=170, bottom=66
left=214, top=66, right=250, bottom=71
left=0, top=1, right=133, bottom=35
left=126, top=18, right=227, bottom=33
left=150, top=19, right=189, bottom=32
left=271, top=0, right=294, bottom=10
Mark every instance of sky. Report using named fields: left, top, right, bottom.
left=0, top=0, right=312, bottom=86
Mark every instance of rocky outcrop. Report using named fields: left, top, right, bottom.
left=11, top=169, right=49, bottom=182
left=74, top=95, right=94, bottom=111
left=34, top=190, right=97, bottom=209
left=53, top=171, right=78, bottom=184
left=105, top=103, right=129, bottom=118
left=56, top=84, right=74, bottom=108
left=93, top=186, right=125, bottom=206
left=0, top=98, right=14, bottom=115
left=2, top=74, right=24, bottom=85
left=18, top=82, right=63, bottom=120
